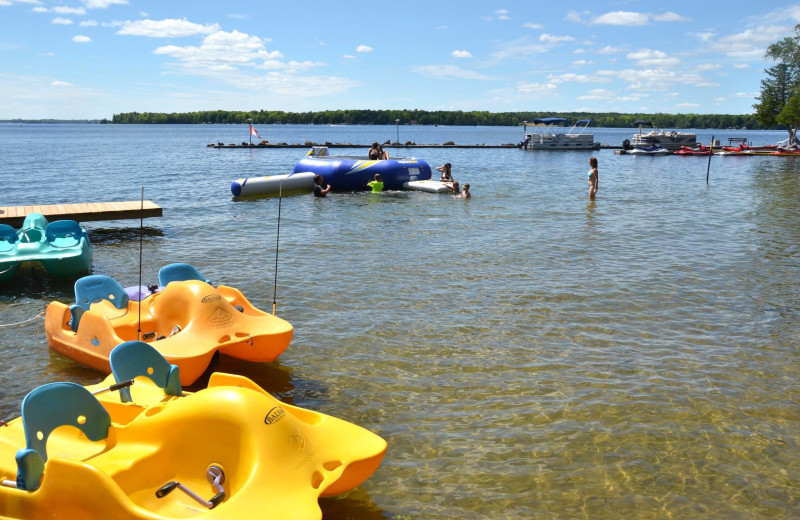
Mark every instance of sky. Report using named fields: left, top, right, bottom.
left=1, top=0, right=799, bottom=119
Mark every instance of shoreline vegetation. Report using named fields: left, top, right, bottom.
left=1, top=109, right=767, bottom=129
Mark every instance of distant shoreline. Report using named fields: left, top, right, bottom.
left=1, top=108, right=771, bottom=130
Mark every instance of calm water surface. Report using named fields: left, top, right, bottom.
left=0, top=124, right=798, bottom=519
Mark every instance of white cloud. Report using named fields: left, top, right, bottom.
left=733, top=63, right=749, bottom=69
left=597, top=68, right=707, bottom=91
left=412, top=64, right=496, bottom=81
left=572, top=59, right=593, bottom=65
left=517, top=82, right=559, bottom=96
left=597, top=45, right=624, bottom=55
left=675, top=102, right=699, bottom=108
left=592, top=11, right=649, bottom=26
left=491, top=38, right=549, bottom=60
left=118, top=18, right=220, bottom=38
left=496, top=9, right=510, bottom=21
left=53, top=6, right=87, bottom=15
left=154, top=31, right=284, bottom=72
left=342, top=54, right=356, bottom=60
left=52, top=17, right=73, bottom=25
left=711, top=25, right=792, bottom=58
left=51, top=81, right=74, bottom=87
left=539, top=34, right=575, bottom=43
left=80, top=20, right=97, bottom=26
left=690, top=31, right=715, bottom=42
left=627, top=48, right=680, bottom=67
left=82, top=0, right=128, bottom=8
left=452, top=50, right=472, bottom=58
left=523, top=22, right=543, bottom=29
left=695, top=63, right=721, bottom=71
left=72, top=35, right=91, bottom=43
left=356, top=45, right=372, bottom=53
left=548, top=73, right=605, bottom=84
left=565, top=10, right=587, bottom=23
left=652, top=12, right=690, bottom=22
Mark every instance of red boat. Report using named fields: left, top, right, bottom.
left=674, top=145, right=711, bottom=155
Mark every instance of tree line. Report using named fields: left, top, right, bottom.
left=753, top=24, right=800, bottom=145
left=110, top=110, right=762, bottom=129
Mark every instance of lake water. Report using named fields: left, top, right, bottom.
left=0, top=124, right=798, bottom=519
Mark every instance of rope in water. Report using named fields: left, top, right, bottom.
left=0, top=310, right=44, bottom=328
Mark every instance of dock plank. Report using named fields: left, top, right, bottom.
left=0, top=201, right=163, bottom=227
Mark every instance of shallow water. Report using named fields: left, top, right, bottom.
left=0, top=124, right=798, bottom=519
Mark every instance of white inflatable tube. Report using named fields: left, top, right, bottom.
left=231, top=172, right=316, bottom=197
left=402, top=180, right=453, bottom=193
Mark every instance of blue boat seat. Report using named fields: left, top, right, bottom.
left=158, top=263, right=211, bottom=287
left=45, top=220, right=82, bottom=248
left=0, top=224, right=18, bottom=253
left=109, top=341, right=182, bottom=403
left=69, top=275, right=130, bottom=332
left=15, top=382, right=110, bottom=491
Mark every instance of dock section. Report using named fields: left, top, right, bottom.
left=0, top=201, right=162, bottom=227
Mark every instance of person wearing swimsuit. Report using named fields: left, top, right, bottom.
left=588, top=157, right=598, bottom=200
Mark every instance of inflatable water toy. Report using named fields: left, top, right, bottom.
left=292, top=146, right=432, bottom=191
left=45, top=268, right=293, bottom=385
left=0, top=341, right=386, bottom=520
left=0, top=213, right=92, bottom=283
left=402, top=179, right=453, bottom=193
left=231, top=171, right=316, bottom=198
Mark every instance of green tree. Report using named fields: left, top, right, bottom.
left=754, top=24, right=800, bottom=145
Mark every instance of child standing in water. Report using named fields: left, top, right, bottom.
left=587, top=157, right=598, bottom=200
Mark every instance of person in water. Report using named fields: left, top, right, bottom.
left=458, top=183, right=471, bottom=198
left=368, top=142, right=381, bottom=160
left=587, top=157, right=598, bottom=200
left=367, top=173, right=384, bottom=193
left=437, top=162, right=453, bottom=182
left=313, top=174, right=331, bottom=197
left=378, top=144, right=389, bottom=160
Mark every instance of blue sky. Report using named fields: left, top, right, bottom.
left=1, top=0, right=799, bottom=119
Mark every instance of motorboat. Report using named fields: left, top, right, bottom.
left=674, top=145, right=711, bottom=156
left=45, top=264, right=293, bottom=385
left=630, top=120, right=696, bottom=151
left=0, top=341, right=386, bottom=519
left=520, top=118, right=600, bottom=150
left=627, top=144, right=671, bottom=155
left=0, top=213, right=92, bottom=283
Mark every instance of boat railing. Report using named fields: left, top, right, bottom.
left=567, top=119, right=591, bottom=136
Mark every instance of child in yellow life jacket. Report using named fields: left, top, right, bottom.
left=368, top=174, right=384, bottom=193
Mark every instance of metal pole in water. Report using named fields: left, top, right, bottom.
left=706, top=135, right=714, bottom=185
left=272, top=180, right=282, bottom=316
left=137, top=186, right=144, bottom=340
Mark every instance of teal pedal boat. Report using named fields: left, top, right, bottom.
left=0, top=213, right=92, bottom=283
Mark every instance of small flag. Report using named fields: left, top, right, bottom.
left=250, top=124, right=261, bottom=140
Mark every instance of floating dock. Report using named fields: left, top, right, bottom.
left=209, top=142, right=624, bottom=150
left=0, top=201, right=162, bottom=227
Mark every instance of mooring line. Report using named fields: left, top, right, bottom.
left=0, top=310, right=45, bottom=328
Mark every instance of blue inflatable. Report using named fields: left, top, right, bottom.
left=292, top=147, right=432, bottom=191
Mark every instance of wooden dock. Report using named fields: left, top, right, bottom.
left=0, top=201, right=162, bottom=227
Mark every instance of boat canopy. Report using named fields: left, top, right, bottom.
left=575, top=119, right=591, bottom=125
left=532, top=118, right=567, bottom=125
left=633, top=120, right=653, bottom=127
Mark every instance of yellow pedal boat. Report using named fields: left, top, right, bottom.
left=45, top=269, right=293, bottom=385
left=0, top=341, right=386, bottom=520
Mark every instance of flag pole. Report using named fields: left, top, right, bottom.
left=247, top=118, right=252, bottom=146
